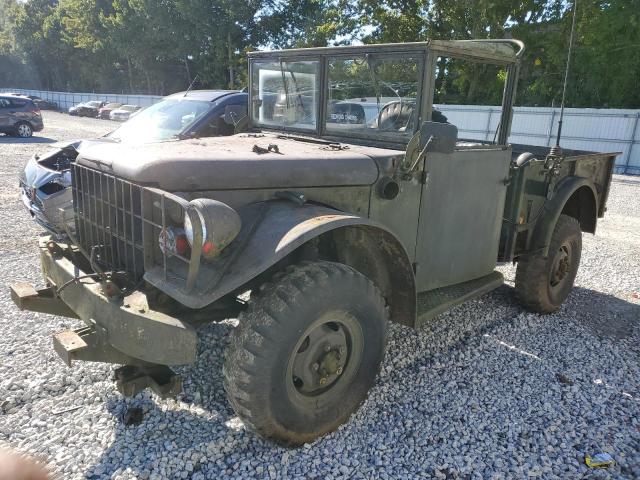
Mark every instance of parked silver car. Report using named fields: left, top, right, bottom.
left=19, top=141, right=79, bottom=236
left=109, top=104, right=140, bottom=121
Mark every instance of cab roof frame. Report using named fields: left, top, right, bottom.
left=247, top=39, right=524, bottom=148
left=248, top=39, right=524, bottom=65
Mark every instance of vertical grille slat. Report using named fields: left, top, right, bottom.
left=121, top=180, right=129, bottom=274
left=79, top=168, right=90, bottom=251
left=85, top=168, right=94, bottom=250
left=161, top=194, right=167, bottom=281
left=130, top=185, right=137, bottom=275
left=91, top=170, right=100, bottom=254
left=111, top=176, right=123, bottom=266
left=72, top=164, right=145, bottom=280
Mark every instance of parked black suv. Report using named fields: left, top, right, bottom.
left=27, top=95, right=58, bottom=110
left=0, top=95, right=44, bottom=138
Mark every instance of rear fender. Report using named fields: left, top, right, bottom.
left=528, top=176, right=598, bottom=257
left=146, top=201, right=417, bottom=327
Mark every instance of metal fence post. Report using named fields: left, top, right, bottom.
left=484, top=109, right=493, bottom=141
left=623, top=112, right=640, bottom=174
left=546, top=109, right=556, bottom=146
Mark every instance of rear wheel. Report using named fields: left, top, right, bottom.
left=223, top=261, right=388, bottom=446
left=15, top=122, right=33, bottom=138
left=515, top=214, right=582, bottom=313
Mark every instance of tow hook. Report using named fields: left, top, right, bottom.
left=101, top=279, right=122, bottom=298
left=46, top=240, right=64, bottom=258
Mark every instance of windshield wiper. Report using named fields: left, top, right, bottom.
left=276, top=134, right=339, bottom=146
left=365, top=54, right=381, bottom=117
left=279, top=59, right=290, bottom=115
left=288, top=70, right=306, bottom=112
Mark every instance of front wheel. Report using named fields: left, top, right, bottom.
left=223, top=261, right=388, bottom=446
left=15, top=122, right=33, bottom=138
left=515, top=214, right=582, bottom=313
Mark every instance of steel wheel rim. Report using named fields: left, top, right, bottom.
left=286, top=310, right=364, bottom=402
left=550, top=243, right=572, bottom=289
left=18, top=124, right=31, bottom=137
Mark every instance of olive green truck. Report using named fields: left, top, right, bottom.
left=11, top=40, right=618, bottom=445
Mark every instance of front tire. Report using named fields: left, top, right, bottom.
left=15, top=122, right=33, bottom=138
left=223, top=261, right=388, bottom=446
left=515, top=214, right=582, bottom=313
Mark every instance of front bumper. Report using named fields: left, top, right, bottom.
left=11, top=237, right=197, bottom=366
left=32, top=117, right=44, bottom=131
left=20, top=186, right=71, bottom=237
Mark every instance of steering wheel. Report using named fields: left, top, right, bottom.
left=377, top=101, right=415, bottom=131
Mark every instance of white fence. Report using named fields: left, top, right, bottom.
left=2, top=88, right=638, bottom=174
left=439, top=105, right=640, bottom=175
left=0, top=88, right=163, bottom=111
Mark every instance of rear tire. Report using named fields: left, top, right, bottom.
left=515, top=214, right=582, bottom=313
left=15, top=122, right=33, bottom=138
left=223, top=261, right=388, bottom=446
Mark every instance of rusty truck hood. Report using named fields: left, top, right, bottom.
left=75, top=133, right=400, bottom=190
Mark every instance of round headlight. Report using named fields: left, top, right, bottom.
left=159, top=226, right=190, bottom=257
left=183, top=199, right=241, bottom=261
left=183, top=207, right=207, bottom=247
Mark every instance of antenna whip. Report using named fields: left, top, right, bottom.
left=551, top=0, right=578, bottom=156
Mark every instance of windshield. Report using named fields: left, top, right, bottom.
left=87, top=101, right=102, bottom=107
left=249, top=55, right=420, bottom=142
left=251, top=60, right=319, bottom=131
left=326, top=56, right=421, bottom=141
left=108, top=99, right=212, bottom=143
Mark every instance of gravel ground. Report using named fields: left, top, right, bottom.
left=0, top=112, right=638, bottom=479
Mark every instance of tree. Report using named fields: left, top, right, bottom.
left=0, top=0, right=636, bottom=107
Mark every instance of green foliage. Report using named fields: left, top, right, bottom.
left=356, top=0, right=639, bottom=108
left=0, top=0, right=637, bottom=108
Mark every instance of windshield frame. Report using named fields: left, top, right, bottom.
left=249, top=55, right=322, bottom=136
left=247, top=40, right=521, bottom=149
left=249, top=50, right=426, bottom=147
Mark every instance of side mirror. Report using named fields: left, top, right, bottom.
left=419, top=121, right=458, bottom=153
left=401, top=121, right=459, bottom=175
left=224, top=104, right=247, bottom=126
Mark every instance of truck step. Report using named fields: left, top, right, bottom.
left=416, top=271, right=504, bottom=327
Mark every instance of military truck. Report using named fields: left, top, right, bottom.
left=11, top=39, right=617, bottom=446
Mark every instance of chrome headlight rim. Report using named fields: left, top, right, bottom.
left=183, top=206, right=207, bottom=248
left=182, top=198, right=241, bottom=262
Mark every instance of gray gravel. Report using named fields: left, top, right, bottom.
left=0, top=112, right=638, bottom=479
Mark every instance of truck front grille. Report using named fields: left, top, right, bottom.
left=71, top=164, right=145, bottom=280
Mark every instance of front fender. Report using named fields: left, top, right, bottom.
left=145, top=201, right=416, bottom=326
left=529, top=176, right=598, bottom=256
